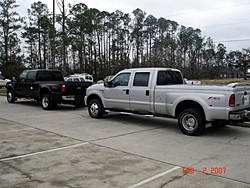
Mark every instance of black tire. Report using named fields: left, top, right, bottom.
left=41, top=94, right=54, bottom=110
left=88, top=99, right=104, bottom=118
left=211, top=121, right=228, bottom=128
left=7, top=90, right=16, bottom=103
left=178, top=108, right=205, bottom=136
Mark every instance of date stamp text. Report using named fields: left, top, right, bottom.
left=182, top=167, right=227, bottom=175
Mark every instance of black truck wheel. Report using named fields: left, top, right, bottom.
left=88, top=99, right=104, bottom=118
left=41, top=94, right=57, bottom=110
left=7, top=90, right=16, bottom=103
left=178, top=108, right=205, bottom=136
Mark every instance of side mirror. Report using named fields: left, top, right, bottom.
left=104, top=80, right=115, bottom=87
left=104, top=80, right=109, bottom=87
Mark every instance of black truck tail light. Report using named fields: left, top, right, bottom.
left=61, top=85, right=66, bottom=93
left=229, top=94, right=235, bottom=107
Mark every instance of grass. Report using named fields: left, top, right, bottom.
left=200, top=78, right=250, bottom=85
left=0, top=88, right=6, bottom=95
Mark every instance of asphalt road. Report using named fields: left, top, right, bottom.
left=0, top=95, right=250, bottom=188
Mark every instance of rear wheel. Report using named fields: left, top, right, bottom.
left=7, top=90, right=16, bottom=103
left=88, top=99, right=104, bottom=118
left=178, top=108, right=205, bottom=136
left=41, top=94, right=56, bottom=110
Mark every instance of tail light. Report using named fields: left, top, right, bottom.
left=229, top=94, right=235, bottom=107
left=61, top=85, right=66, bottom=93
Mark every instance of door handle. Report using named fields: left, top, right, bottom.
left=123, top=89, right=129, bottom=95
left=146, top=90, right=149, bottom=96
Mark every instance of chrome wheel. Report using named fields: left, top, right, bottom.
left=181, top=114, right=198, bottom=132
left=178, top=108, right=205, bottom=136
left=90, top=103, right=99, bottom=117
left=42, top=96, right=49, bottom=108
left=7, top=90, right=16, bottom=103
left=88, top=99, right=104, bottom=118
left=7, top=91, right=13, bottom=102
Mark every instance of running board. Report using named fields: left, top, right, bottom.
left=105, top=110, right=154, bottom=118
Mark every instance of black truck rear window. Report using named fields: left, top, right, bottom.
left=36, top=71, right=64, bottom=81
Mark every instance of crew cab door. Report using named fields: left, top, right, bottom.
left=16, top=71, right=36, bottom=97
left=14, top=71, right=30, bottom=96
left=104, top=72, right=131, bottom=110
left=129, top=72, right=151, bottom=112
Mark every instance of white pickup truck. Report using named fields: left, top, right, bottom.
left=84, top=68, right=250, bottom=135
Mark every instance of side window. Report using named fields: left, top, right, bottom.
left=27, top=71, right=36, bottom=81
left=112, top=73, right=131, bottom=86
left=36, top=71, right=47, bottom=81
left=19, top=71, right=27, bottom=81
left=157, top=71, right=183, bottom=85
left=52, top=71, right=64, bottom=81
left=133, top=72, right=150, bottom=87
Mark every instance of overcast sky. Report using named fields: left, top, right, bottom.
left=15, top=0, right=250, bottom=52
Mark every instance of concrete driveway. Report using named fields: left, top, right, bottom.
left=0, top=95, right=250, bottom=188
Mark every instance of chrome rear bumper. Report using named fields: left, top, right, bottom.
left=230, top=110, right=250, bottom=120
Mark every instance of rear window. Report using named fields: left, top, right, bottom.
left=133, top=72, right=150, bottom=87
left=85, top=75, right=93, bottom=81
left=36, top=71, right=64, bottom=81
left=157, top=71, right=183, bottom=85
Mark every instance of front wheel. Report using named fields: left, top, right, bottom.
left=7, top=90, right=16, bottom=103
left=88, top=99, right=104, bottom=118
left=178, top=108, right=205, bottom=136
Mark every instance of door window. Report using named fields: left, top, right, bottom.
left=112, top=73, right=131, bottom=86
left=133, top=72, right=150, bottom=87
left=27, top=71, right=36, bottom=81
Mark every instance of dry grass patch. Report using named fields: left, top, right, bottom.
left=201, top=78, right=250, bottom=85
left=0, top=89, right=6, bottom=95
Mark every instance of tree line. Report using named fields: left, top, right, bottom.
left=0, top=0, right=249, bottom=80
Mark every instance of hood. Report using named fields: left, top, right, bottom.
left=87, top=83, right=105, bottom=92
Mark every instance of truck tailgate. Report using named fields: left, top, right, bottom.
left=231, top=83, right=250, bottom=110
left=64, top=82, right=92, bottom=95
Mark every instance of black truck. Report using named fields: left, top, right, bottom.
left=6, top=69, right=92, bottom=110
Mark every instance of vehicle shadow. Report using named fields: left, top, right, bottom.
left=101, top=114, right=180, bottom=134
left=202, top=124, right=247, bottom=138
left=12, top=100, right=86, bottom=111
left=102, top=114, right=249, bottom=137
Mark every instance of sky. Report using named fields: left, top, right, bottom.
left=15, top=0, right=250, bottom=52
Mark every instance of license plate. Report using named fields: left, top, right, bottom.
left=242, top=95, right=250, bottom=106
